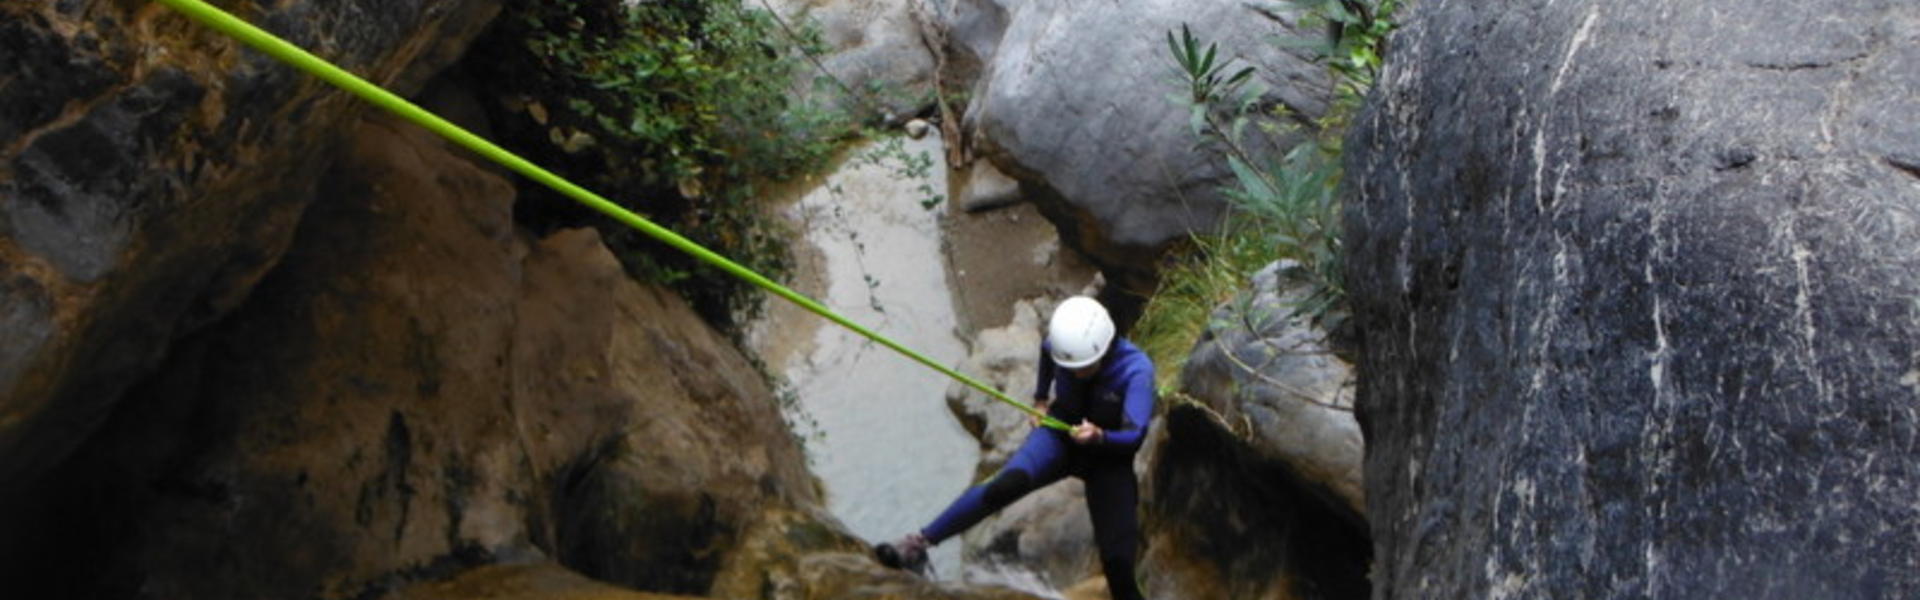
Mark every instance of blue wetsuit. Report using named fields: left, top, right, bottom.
left=920, top=338, right=1153, bottom=600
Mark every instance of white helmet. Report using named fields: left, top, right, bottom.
left=1047, top=296, right=1115, bottom=369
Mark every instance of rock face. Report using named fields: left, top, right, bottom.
left=1130, top=263, right=1371, bottom=600
left=766, top=0, right=939, bottom=120
left=0, top=113, right=1038, bottom=600
left=0, top=0, right=501, bottom=489
left=1, top=114, right=793, bottom=597
left=1138, top=405, right=1372, bottom=600
left=1346, top=1, right=1920, bottom=597
left=948, top=0, right=1331, bottom=313
left=1179, top=262, right=1363, bottom=517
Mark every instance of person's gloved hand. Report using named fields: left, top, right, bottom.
left=1029, top=398, right=1050, bottom=428
left=1070, top=419, right=1104, bottom=445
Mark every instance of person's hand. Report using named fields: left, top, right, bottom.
left=1029, top=399, right=1050, bottom=428
left=1070, top=419, right=1104, bottom=445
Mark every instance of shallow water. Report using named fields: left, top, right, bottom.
left=750, top=134, right=978, bottom=578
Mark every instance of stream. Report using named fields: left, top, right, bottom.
left=748, top=134, right=977, bottom=578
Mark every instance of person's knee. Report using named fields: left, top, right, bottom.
left=982, top=468, right=1032, bottom=506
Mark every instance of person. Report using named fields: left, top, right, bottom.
left=875, top=296, right=1153, bottom=600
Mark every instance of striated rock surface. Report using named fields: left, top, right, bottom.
left=949, top=0, right=1330, bottom=311
left=1179, top=261, right=1362, bottom=517
left=0, top=0, right=502, bottom=489
left=1346, top=0, right=1920, bottom=597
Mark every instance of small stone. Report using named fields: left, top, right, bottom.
left=958, top=164, right=1022, bottom=213
left=904, top=119, right=931, bottom=140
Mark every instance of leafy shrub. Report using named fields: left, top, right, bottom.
left=470, top=0, right=861, bottom=329
left=1136, top=3, right=1398, bottom=381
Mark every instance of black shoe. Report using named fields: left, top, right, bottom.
left=873, top=532, right=930, bottom=575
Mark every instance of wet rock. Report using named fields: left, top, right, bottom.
left=950, top=0, right=1331, bottom=309
left=1346, top=1, right=1920, bottom=596
left=0, top=0, right=502, bottom=490
left=1179, top=261, right=1362, bottom=516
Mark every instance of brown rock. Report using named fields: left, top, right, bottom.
left=0, top=115, right=719, bottom=595
left=787, top=553, right=1040, bottom=600
left=0, top=0, right=502, bottom=489
left=2, top=109, right=1040, bottom=599
left=389, top=563, right=701, bottom=600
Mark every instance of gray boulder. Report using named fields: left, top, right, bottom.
left=1179, top=261, right=1362, bottom=517
left=1133, top=261, right=1371, bottom=599
left=958, top=480, right=1098, bottom=594
left=951, top=0, right=1331, bottom=303
left=765, top=0, right=939, bottom=121
left=1346, top=0, right=1920, bottom=597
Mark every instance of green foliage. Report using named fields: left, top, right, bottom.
left=1282, top=0, right=1400, bottom=105
left=853, top=135, right=945, bottom=210
left=1133, top=222, right=1286, bottom=389
left=519, top=0, right=852, bottom=188
left=474, top=0, right=861, bottom=330
left=1139, top=4, right=1397, bottom=382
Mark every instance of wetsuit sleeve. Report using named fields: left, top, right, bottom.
left=1096, top=367, right=1155, bottom=452
left=1033, top=342, right=1056, bottom=400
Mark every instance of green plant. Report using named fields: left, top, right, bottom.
left=1165, top=23, right=1349, bottom=326
left=1281, top=0, right=1400, bottom=105
left=472, top=0, right=863, bottom=330
left=1139, top=6, right=1396, bottom=384
left=1133, top=221, right=1284, bottom=389
left=853, top=134, right=946, bottom=210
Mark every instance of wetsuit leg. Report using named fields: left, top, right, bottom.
left=1082, top=457, right=1143, bottom=600
left=920, top=428, right=1071, bottom=543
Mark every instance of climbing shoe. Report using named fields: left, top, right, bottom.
left=873, top=532, right=930, bottom=575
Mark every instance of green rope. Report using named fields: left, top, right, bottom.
left=152, top=0, right=1070, bottom=432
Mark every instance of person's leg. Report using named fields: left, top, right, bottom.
left=877, top=428, right=1071, bottom=572
left=919, top=428, right=1071, bottom=542
left=1083, top=457, right=1143, bottom=600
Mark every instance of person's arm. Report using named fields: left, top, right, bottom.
left=1032, top=341, right=1057, bottom=402
left=1093, top=367, right=1155, bottom=452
